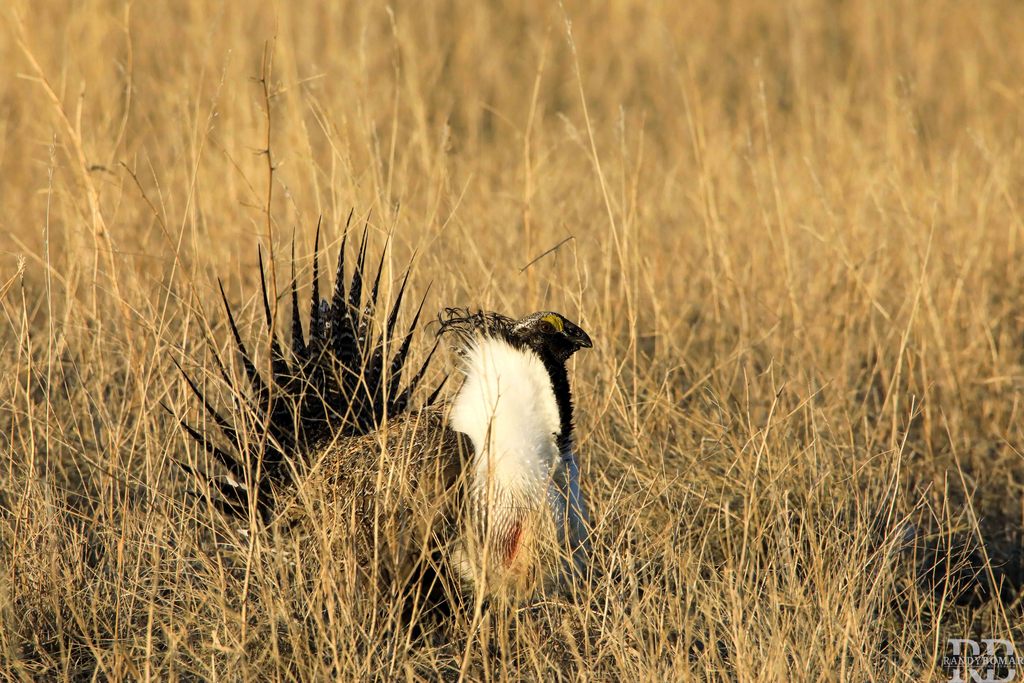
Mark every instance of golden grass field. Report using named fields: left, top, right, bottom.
left=3, top=0, right=1024, bottom=679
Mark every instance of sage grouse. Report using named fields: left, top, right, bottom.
left=173, top=221, right=592, bottom=615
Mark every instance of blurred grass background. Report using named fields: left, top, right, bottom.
left=3, top=0, right=1024, bottom=679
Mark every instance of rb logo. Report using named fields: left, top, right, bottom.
left=945, top=639, right=1017, bottom=683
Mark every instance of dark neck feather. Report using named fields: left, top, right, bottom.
left=538, top=353, right=575, bottom=454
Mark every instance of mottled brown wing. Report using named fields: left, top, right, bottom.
left=279, top=408, right=472, bottom=591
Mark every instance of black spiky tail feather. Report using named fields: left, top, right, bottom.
left=172, top=215, right=439, bottom=523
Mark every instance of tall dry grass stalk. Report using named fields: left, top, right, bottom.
left=2, top=0, right=1024, bottom=679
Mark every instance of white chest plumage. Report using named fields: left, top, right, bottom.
left=447, top=337, right=562, bottom=590
left=448, top=335, right=591, bottom=593
left=449, top=337, right=561, bottom=505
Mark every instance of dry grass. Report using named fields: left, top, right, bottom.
left=3, top=0, right=1024, bottom=680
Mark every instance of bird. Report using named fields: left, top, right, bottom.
left=171, top=217, right=593, bottom=618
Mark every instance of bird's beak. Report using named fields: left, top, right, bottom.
left=574, top=328, right=593, bottom=350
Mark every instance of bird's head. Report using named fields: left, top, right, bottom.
left=437, top=308, right=592, bottom=364
left=511, top=311, right=593, bottom=363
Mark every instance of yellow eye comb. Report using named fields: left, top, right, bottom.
left=541, top=313, right=564, bottom=332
